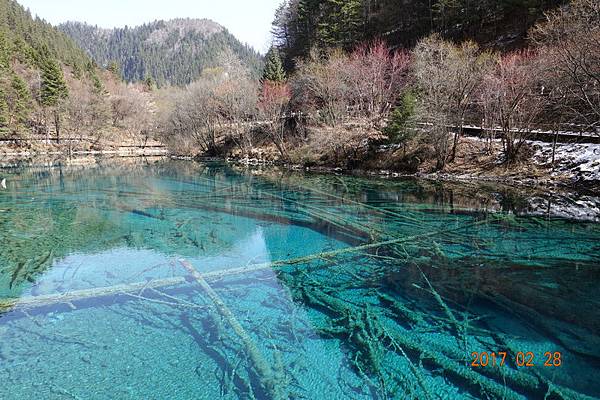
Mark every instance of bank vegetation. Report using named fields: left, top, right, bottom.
left=155, top=0, right=599, bottom=175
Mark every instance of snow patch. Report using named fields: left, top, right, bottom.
left=530, top=141, right=600, bottom=182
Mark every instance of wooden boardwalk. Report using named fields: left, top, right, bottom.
left=415, top=123, right=600, bottom=144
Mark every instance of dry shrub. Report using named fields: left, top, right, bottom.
left=300, top=121, right=384, bottom=167
left=258, top=81, right=292, bottom=159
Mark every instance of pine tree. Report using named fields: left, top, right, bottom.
left=10, top=73, right=31, bottom=126
left=39, top=48, right=68, bottom=143
left=14, top=38, right=37, bottom=67
left=317, top=0, right=363, bottom=49
left=262, top=47, right=286, bottom=83
left=1, top=0, right=91, bottom=68
left=40, top=53, right=69, bottom=107
left=0, top=85, right=9, bottom=138
left=384, top=91, right=417, bottom=145
left=72, top=62, right=83, bottom=79
left=84, top=60, right=97, bottom=74
left=90, top=72, right=104, bottom=95
left=107, top=60, right=121, bottom=80
left=0, top=30, right=10, bottom=71
left=296, top=0, right=321, bottom=56
left=144, top=75, right=155, bottom=91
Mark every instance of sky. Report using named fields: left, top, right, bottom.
left=16, top=0, right=281, bottom=53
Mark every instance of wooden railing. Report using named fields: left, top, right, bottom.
left=416, top=122, right=600, bottom=144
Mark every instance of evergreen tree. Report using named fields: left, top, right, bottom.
left=262, top=47, right=286, bottom=83
left=90, top=72, right=104, bottom=94
left=0, top=30, right=10, bottom=70
left=0, top=85, right=9, bottom=138
left=144, top=75, right=155, bottom=91
left=317, top=0, right=363, bottom=49
left=385, top=91, right=417, bottom=145
left=296, top=0, right=321, bottom=57
left=13, top=38, right=37, bottom=67
left=39, top=48, right=68, bottom=143
left=272, top=0, right=566, bottom=68
left=10, top=73, right=31, bottom=126
left=71, top=62, right=83, bottom=79
left=107, top=60, right=121, bottom=80
left=0, top=0, right=91, bottom=67
left=85, top=60, right=96, bottom=74
left=39, top=52, right=68, bottom=107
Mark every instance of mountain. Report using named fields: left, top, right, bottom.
left=60, top=19, right=264, bottom=86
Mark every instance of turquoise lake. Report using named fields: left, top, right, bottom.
left=0, top=158, right=599, bottom=399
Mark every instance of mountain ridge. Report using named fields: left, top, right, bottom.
left=60, top=18, right=263, bottom=86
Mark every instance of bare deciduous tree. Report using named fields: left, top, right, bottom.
left=479, top=50, right=547, bottom=163
left=160, top=53, right=257, bottom=156
left=292, top=42, right=411, bottom=128
left=413, top=34, right=494, bottom=169
left=258, top=81, right=292, bottom=158
left=292, top=49, right=351, bottom=127
left=344, top=40, right=411, bottom=123
left=64, top=78, right=110, bottom=150
left=215, top=75, right=258, bottom=156
left=168, top=78, right=222, bottom=154
left=531, top=0, right=600, bottom=131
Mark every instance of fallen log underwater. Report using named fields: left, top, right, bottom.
left=0, top=276, right=188, bottom=312
left=0, top=216, right=595, bottom=400
left=284, top=273, right=597, bottom=400
left=0, top=216, right=495, bottom=313
left=179, top=259, right=287, bottom=400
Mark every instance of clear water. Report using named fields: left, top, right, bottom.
left=1, top=158, right=599, bottom=400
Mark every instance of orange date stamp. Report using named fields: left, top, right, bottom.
left=470, top=351, right=562, bottom=368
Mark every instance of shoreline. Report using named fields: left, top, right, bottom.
left=0, top=148, right=169, bottom=168
left=216, top=134, right=600, bottom=196
left=0, top=149, right=169, bottom=158
left=1, top=149, right=598, bottom=197
left=220, top=156, right=600, bottom=197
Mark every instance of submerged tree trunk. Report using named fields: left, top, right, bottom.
left=178, top=259, right=287, bottom=400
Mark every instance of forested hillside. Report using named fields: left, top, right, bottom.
left=0, top=0, right=154, bottom=146
left=60, top=19, right=264, bottom=86
left=272, top=0, right=567, bottom=68
left=0, top=0, right=90, bottom=69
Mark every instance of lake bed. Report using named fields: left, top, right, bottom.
left=1, top=158, right=599, bottom=399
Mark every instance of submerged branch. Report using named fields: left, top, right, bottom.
left=1, top=215, right=496, bottom=314
left=178, top=259, right=288, bottom=400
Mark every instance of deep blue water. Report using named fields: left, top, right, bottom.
left=0, top=158, right=599, bottom=399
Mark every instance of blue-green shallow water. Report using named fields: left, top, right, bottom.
left=1, top=158, right=599, bottom=400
